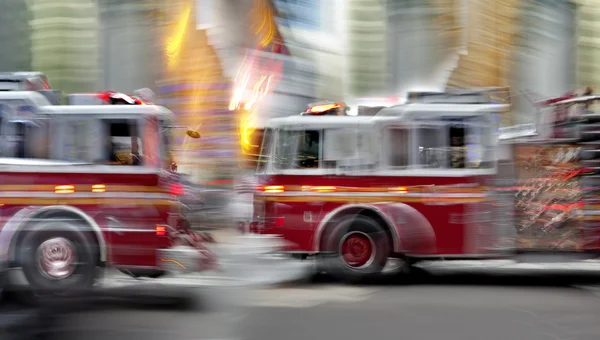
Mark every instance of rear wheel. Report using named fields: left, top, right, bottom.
left=320, top=215, right=390, bottom=283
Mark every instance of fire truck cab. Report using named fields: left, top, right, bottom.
left=252, top=99, right=508, bottom=282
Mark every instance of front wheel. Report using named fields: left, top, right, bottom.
left=16, top=221, right=97, bottom=304
left=319, top=215, right=391, bottom=283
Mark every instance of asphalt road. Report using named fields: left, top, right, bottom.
left=4, top=271, right=600, bottom=340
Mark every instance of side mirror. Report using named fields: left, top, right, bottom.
left=186, top=130, right=200, bottom=139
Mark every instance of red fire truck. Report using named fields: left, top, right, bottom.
left=250, top=88, right=600, bottom=282
left=249, top=94, right=507, bottom=282
left=0, top=90, right=217, bottom=300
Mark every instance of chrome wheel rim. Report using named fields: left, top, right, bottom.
left=36, top=237, right=77, bottom=280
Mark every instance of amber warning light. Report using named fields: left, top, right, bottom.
left=302, top=102, right=347, bottom=116
left=92, top=184, right=106, bottom=192
left=264, top=185, right=284, bottom=193
left=55, top=185, right=75, bottom=194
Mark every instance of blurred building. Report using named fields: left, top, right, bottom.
left=445, top=0, right=520, bottom=89
left=346, top=0, right=388, bottom=98
left=386, top=0, right=462, bottom=95
left=273, top=0, right=344, bottom=102
left=576, top=0, right=600, bottom=90
left=347, top=0, right=466, bottom=98
left=98, top=0, right=162, bottom=92
left=510, top=0, right=576, bottom=125
left=441, top=0, right=576, bottom=126
left=26, top=0, right=102, bottom=94
left=156, top=0, right=235, bottom=181
left=208, top=0, right=325, bottom=167
left=0, top=1, right=32, bottom=72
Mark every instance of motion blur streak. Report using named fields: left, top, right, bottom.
left=165, top=4, right=192, bottom=69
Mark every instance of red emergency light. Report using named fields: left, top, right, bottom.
left=97, top=91, right=145, bottom=105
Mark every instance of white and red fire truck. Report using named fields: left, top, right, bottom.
left=248, top=93, right=504, bottom=282
left=0, top=88, right=303, bottom=302
left=247, top=88, right=600, bottom=282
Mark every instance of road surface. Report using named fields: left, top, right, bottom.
left=4, top=271, right=600, bottom=340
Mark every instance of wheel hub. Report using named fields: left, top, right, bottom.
left=37, top=237, right=77, bottom=280
left=340, top=232, right=375, bottom=268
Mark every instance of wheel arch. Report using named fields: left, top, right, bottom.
left=314, top=204, right=400, bottom=253
left=1, top=205, right=107, bottom=266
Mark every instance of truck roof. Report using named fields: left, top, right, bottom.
left=0, top=91, right=53, bottom=106
left=266, top=115, right=375, bottom=128
left=0, top=91, right=175, bottom=119
left=266, top=103, right=505, bottom=128
left=0, top=157, right=89, bottom=167
left=0, top=72, right=46, bottom=81
left=377, top=103, right=509, bottom=118
left=38, top=104, right=175, bottom=119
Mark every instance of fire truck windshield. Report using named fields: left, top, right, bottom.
left=256, top=128, right=272, bottom=173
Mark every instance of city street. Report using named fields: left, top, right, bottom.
left=4, top=228, right=600, bottom=340
left=3, top=270, right=599, bottom=340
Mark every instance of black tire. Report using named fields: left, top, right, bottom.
left=17, top=221, right=97, bottom=302
left=319, top=215, right=390, bottom=283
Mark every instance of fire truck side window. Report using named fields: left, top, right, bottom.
left=449, top=123, right=466, bottom=168
left=445, top=118, right=494, bottom=169
left=61, top=119, right=96, bottom=163
left=274, top=129, right=321, bottom=169
left=0, top=119, right=51, bottom=159
left=385, top=128, right=409, bottom=168
left=416, top=125, right=444, bottom=168
left=102, top=120, right=143, bottom=166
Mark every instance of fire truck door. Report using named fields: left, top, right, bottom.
left=323, top=127, right=370, bottom=176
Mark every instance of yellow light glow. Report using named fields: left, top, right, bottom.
left=55, top=185, right=75, bottom=194
left=252, top=0, right=275, bottom=48
left=239, top=112, right=257, bottom=152
left=165, top=5, right=191, bottom=69
left=92, top=184, right=106, bottom=193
